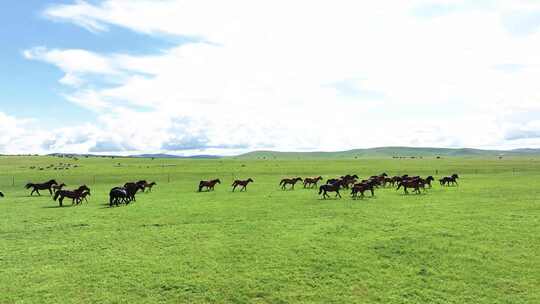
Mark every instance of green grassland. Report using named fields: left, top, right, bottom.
left=1, top=155, right=539, bottom=303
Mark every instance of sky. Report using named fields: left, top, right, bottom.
left=1, top=0, right=540, bottom=155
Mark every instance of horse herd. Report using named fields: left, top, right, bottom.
left=1, top=173, right=459, bottom=206
left=19, top=179, right=156, bottom=207
left=198, top=173, right=459, bottom=199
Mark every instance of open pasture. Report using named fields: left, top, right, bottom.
left=1, top=156, right=540, bottom=303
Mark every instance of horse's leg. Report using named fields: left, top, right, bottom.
left=48, top=188, right=53, bottom=195
left=36, top=189, right=41, bottom=196
left=59, top=196, right=63, bottom=207
left=336, top=190, right=341, bottom=198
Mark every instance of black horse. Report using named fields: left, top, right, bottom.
left=319, top=183, right=342, bottom=199
left=53, top=185, right=90, bottom=207
left=439, top=174, right=459, bottom=186
left=25, top=179, right=58, bottom=196
left=109, top=187, right=129, bottom=207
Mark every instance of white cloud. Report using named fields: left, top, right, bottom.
left=14, top=0, right=540, bottom=154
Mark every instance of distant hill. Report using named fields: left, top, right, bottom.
left=235, top=147, right=540, bottom=159
left=47, top=153, right=221, bottom=159
left=130, top=154, right=221, bottom=159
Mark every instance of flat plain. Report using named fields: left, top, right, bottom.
left=1, top=155, right=539, bottom=303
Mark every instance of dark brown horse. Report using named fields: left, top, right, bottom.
left=232, top=178, right=254, bottom=192
left=440, top=174, right=459, bottom=186
left=279, top=177, right=302, bottom=190
left=319, top=183, right=342, bottom=199
left=137, top=180, right=157, bottom=192
left=351, top=181, right=376, bottom=199
left=303, top=176, right=323, bottom=188
left=53, top=185, right=90, bottom=207
left=124, top=182, right=145, bottom=201
left=25, top=179, right=58, bottom=196
left=199, top=179, right=221, bottom=192
left=397, top=179, right=422, bottom=194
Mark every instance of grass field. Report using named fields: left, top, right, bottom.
left=1, top=155, right=540, bottom=303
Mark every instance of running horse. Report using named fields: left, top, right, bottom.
left=351, top=181, right=376, bottom=199
left=279, top=177, right=303, bottom=190
left=303, top=176, right=323, bottom=188
left=397, top=178, right=423, bottom=194
left=198, top=179, right=221, bottom=192
left=439, top=174, right=459, bottom=186
left=25, top=179, right=58, bottom=196
left=109, top=187, right=129, bottom=207
left=232, top=178, right=254, bottom=192
left=53, top=185, right=90, bottom=207
left=319, top=183, right=342, bottom=199
left=136, top=180, right=157, bottom=192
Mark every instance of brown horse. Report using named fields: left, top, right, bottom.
left=25, top=179, right=58, bottom=196
left=144, top=182, right=157, bottom=192
left=199, top=179, right=221, bottom=192
left=397, top=179, right=422, bottom=194
left=279, top=177, right=302, bottom=190
left=232, top=178, right=254, bottom=192
left=137, top=180, right=157, bottom=192
left=303, top=176, right=323, bottom=188
left=351, top=181, right=376, bottom=199
left=319, top=183, right=342, bottom=199
left=53, top=185, right=90, bottom=207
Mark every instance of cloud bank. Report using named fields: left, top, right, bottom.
left=5, top=0, right=540, bottom=154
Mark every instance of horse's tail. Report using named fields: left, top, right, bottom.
left=279, top=180, right=284, bottom=186
left=396, top=182, right=402, bottom=190
left=53, top=191, right=61, bottom=201
left=318, top=186, right=324, bottom=195
left=231, top=181, right=237, bottom=187
left=109, top=194, right=114, bottom=206
left=25, top=183, right=33, bottom=189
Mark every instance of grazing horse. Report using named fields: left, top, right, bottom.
left=351, top=181, right=375, bottom=199
left=109, top=187, right=129, bottom=207
left=397, top=179, right=422, bottom=194
left=52, top=183, right=66, bottom=194
left=439, top=174, right=459, bottom=186
left=232, top=178, right=254, bottom=192
left=53, top=185, right=90, bottom=207
left=25, top=179, right=58, bottom=196
left=279, top=177, right=302, bottom=190
left=303, top=176, right=323, bottom=188
left=0, top=191, right=4, bottom=197
left=199, top=179, right=221, bottom=192
left=319, top=183, right=342, bottom=199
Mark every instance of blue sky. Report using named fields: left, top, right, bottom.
left=1, top=0, right=540, bottom=155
